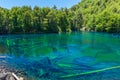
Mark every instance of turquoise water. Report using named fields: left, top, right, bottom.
left=0, top=32, right=120, bottom=80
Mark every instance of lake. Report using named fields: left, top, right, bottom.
left=0, top=32, right=120, bottom=80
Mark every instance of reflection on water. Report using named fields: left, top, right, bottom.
left=0, top=32, right=120, bottom=80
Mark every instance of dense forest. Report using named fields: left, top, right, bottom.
left=0, top=0, right=120, bottom=34
left=72, top=0, right=120, bottom=33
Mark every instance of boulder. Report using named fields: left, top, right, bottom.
left=5, top=74, right=16, bottom=80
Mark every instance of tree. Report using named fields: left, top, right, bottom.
left=21, top=6, right=33, bottom=33
left=0, top=0, right=120, bottom=34
left=46, top=10, right=59, bottom=33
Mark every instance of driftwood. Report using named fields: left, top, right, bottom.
left=12, top=73, right=23, bottom=80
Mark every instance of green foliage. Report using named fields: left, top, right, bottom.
left=0, top=0, right=120, bottom=34
left=0, top=6, right=70, bottom=34
left=71, top=0, right=120, bottom=33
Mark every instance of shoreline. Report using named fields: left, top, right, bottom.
left=0, top=60, right=24, bottom=80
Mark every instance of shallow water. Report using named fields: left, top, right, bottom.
left=0, top=32, right=120, bottom=80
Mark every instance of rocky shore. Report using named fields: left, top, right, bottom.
left=0, top=59, right=24, bottom=80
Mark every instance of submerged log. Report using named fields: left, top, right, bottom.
left=60, top=66, right=120, bottom=79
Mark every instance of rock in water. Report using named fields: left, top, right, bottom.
left=5, top=74, right=16, bottom=80
left=0, top=73, right=6, bottom=79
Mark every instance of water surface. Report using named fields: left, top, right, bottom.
left=0, top=32, right=120, bottom=80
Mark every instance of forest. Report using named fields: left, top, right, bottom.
left=0, top=0, right=120, bottom=34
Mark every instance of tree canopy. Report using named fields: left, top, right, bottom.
left=0, top=0, right=120, bottom=34
left=71, top=0, right=120, bottom=33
